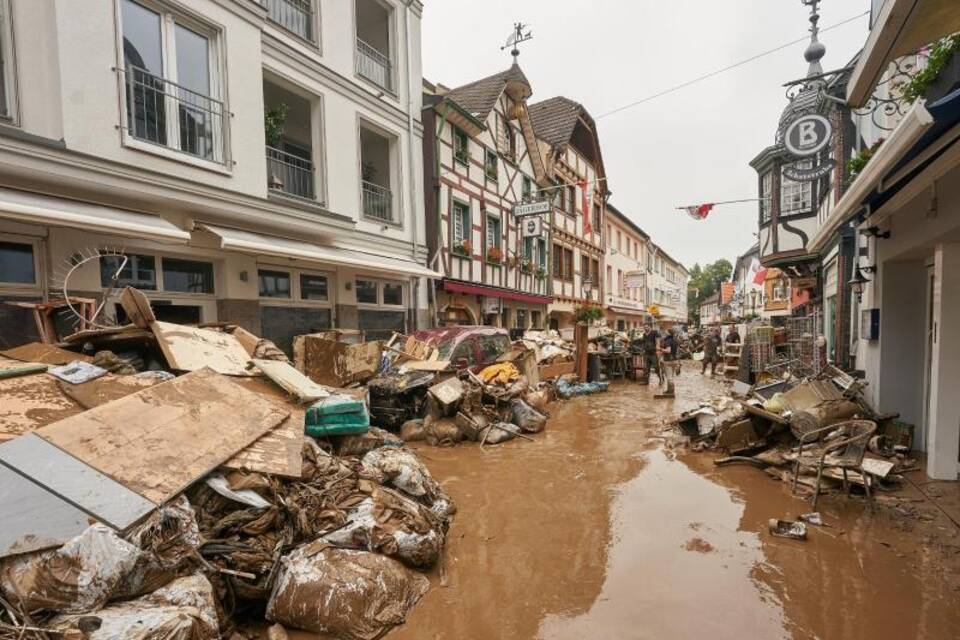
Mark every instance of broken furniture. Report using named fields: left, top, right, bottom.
left=5, top=297, right=99, bottom=344
left=791, top=419, right=878, bottom=510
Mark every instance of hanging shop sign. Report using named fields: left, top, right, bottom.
left=481, top=296, right=502, bottom=315
left=521, top=216, right=544, bottom=238
left=782, top=159, right=835, bottom=182
left=784, top=113, right=832, bottom=157
left=513, top=200, right=551, bottom=217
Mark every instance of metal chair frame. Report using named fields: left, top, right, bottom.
left=791, top=420, right=878, bottom=510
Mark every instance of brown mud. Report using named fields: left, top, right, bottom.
left=384, top=368, right=960, bottom=640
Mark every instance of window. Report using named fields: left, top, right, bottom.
left=536, top=238, right=547, bottom=269
left=162, top=258, right=215, bottom=294
left=383, top=282, right=403, bottom=306
left=760, top=172, right=773, bottom=222
left=484, top=148, right=498, bottom=181
left=592, top=259, right=600, bottom=286
left=772, top=277, right=788, bottom=301
left=452, top=199, right=470, bottom=253
left=265, top=0, right=315, bottom=42
left=563, top=185, right=576, bottom=215
left=121, top=0, right=225, bottom=164
left=781, top=161, right=813, bottom=213
left=300, top=274, right=328, bottom=301
left=523, top=236, right=534, bottom=261
left=453, top=128, right=469, bottom=166
left=522, top=176, right=533, bottom=200
left=592, top=202, right=601, bottom=230
left=100, top=253, right=157, bottom=290
left=531, top=310, right=541, bottom=330
left=0, top=241, right=35, bottom=285
left=552, top=243, right=563, bottom=278
left=617, top=230, right=623, bottom=253
left=563, top=247, right=574, bottom=281
left=356, top=278, right=378, bottom=304
left=258, top=269, right=291, bottom=298
left=606, top=265, right=612, bottom=291
left=354, top=0, right=394, bottom=92
left=486, top=213, right=501, bottom=251
left=0, top=0, right=16, bottom=121
left=581, top=255, right=591, bottom=283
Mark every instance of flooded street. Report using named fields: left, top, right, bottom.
left=389, top=369, right=960, bottom=640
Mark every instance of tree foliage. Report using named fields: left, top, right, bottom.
left=686, top=259, right=733, bottom=324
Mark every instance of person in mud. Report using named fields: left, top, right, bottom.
left=701, top=328, right=721, bottom=375
left=642, top=323, right=661, bottom=384
left=657, top=329, right=677, bottom=397
left=726, top=325, right=741, bottom=345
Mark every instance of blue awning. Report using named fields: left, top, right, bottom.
left=864, top=87, right=960, bottom=213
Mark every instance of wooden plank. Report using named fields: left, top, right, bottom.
left=251, top=359, right=329, bottom=403
left=119, top=286, right=156, bottom=329
left=223, top=377, right=305, bottom=478
left=0, top=433, right=156, bottom=529
left=539, top=361, right=575, bottom=379
left=0, top=372, right=85, bottom=439
left=150, top=321, right=254, bottom=376
left=37, top=368, right=288, bottom=504
left=57, top=373, right=163, bottom=410
left=0, top=464, right=93, bottom=558
left=0, top=343, right=92, bottom=365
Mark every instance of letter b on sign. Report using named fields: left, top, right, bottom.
left=785, top=114, right=831, bottom=157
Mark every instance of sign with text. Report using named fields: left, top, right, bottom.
left=783, top=159, right=835, bottom=182
left=784, top=113, right=832, bottom=157
left=513, top=200, right=551, bottom=217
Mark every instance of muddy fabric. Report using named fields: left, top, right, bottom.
left=400, top=419, right=427, bottom=442
left=510, top=399, right=547, bottom=433
left=0, top=524, right=141, bottom=614
left=478, top=362, right=520, bottom=385
left=480, top=422, right=520, bottom=445
left=50, top=573, right=219, bottom=640
left=323, top=483, right=444, bottom=569
left=360, top=447, right=446, bottom=505
left=266, top=541, right=429, bottom=640
left=424, top=417, right=463, bottom=446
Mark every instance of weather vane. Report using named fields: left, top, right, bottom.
left=501, top=22, right=532, bottom=60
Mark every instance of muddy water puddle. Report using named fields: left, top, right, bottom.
left=387, top=371, right=959, bottom=640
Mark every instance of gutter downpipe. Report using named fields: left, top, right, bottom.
left=402, top=1, right=422, bottom=328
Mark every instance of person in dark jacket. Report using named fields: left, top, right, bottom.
left=726, top=326, right=741, bottom=345
left=701, top=329, right=721, bottom=375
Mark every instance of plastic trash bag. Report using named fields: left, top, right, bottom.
left=266, top=541, right=429, bottom=640
left=510, top=398, right=547, bottom=433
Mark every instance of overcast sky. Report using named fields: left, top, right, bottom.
left=421, top=0, right=870, bottom=269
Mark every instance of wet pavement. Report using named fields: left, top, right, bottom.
left=388, top=367, right=960, bottom=640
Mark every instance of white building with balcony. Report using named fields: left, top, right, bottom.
left=603, top=202, right=649, bottom=331
left=646, top=243, right=688, bottom=329
left=0, top=0, right=435, bottom=352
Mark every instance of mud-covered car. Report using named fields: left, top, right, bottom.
left=368, top=326, right=511, bottom=429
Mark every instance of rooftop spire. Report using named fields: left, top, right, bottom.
left=501, top=22, right=533, bottom=61
left=802, top=0, right=826, bottom=77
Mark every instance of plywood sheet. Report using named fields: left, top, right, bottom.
left=58, top=373, right=163, bottom=410
left=0, top=464, right=93, bottom=558
left=119, top=286, right=156, bottom=329
left=251, top=359, right=329, bottom=403
left=37, top=368, right=288, bottom=504
left=150, top=321, right=254, bottom=376
left=223, top=377, right=305, bottom=478
left=0, top=343, right=92, bottom=365
left=0, top=433, right=156, bottom=529
left=0, top=371, right=84, bottom=438
left=299, top=337, right=381, bottom=387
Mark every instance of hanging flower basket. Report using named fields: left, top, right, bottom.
left=453, top=239, right=472, bottom=257
left=486, top=246, right=504, bottom=264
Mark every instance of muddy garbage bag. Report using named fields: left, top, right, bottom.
left=480, top=422, right=522, bottom=444
left=400, top=418, right=426, bottom=442
left=525, top=389, right=550, bottom=413
left=510, top=398, right=547, bottom=433
left=0, top=524, right=141, bottom=614
left=50, top=573, right=219, bottom=640
left=323, top=482, right=444, bottom=568
left=359, top=446, right=455, bottom=520
left=266, top=540, right=429, bottom=640
left=424, top=416, right=463, bottom=446
left=335, top=426, right=404, bottom=457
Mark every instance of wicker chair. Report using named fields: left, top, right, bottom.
left=791, top=419, right=878, bottom=510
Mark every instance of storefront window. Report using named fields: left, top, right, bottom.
left=162, top=258, right=214, bottom=294
left=258, top=269, right=291, bottom=298
left=100, top=253, right=156, bottom=290
left=300, top=274, right=328, bottom=301
left=383, top=282, right=403, bottom=306
left=0, top=241, right=35, bottom=285
left=356, top=279, right=378, bottom=304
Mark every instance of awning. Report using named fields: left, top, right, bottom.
left=0, top=187, right=189, bottom=242
left=808, top=99, right=934, bottom=253
left=441, top=279, right=552, bottom=305
left=847, top=0, right=960, bottom=107
left=199, top=224, right=440, bottom=278
left=607, top=305, right=648, bottom=316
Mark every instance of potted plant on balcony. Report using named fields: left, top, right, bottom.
left=520, top=258, right=534, bottom=274
left=902, top=34, right=960, bottom=105
left=534, top=267, right=547, bottom=280
left=452, top=239, right=472, bottom=258
left=264, top=104, right=288, bottom=147
left=846, top=138, right=884, bottom=182
left=486, top=246, right=504, bottom=264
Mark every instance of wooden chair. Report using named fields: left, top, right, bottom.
left=791, top=419, right=878, bottom=511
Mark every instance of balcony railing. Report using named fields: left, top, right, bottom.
left=266, top=146, right=315, bottom=200
left=124, top=66, right=226, bottom=165
left=361, top=180, right=392, bottom=221
left=264, top=0, right=313, bottom=42
left=356, top=38, right=392, bottom=91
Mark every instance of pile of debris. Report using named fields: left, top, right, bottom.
left=674, top=366, right=916, bottom=504
left=0, top=289, right=455, bottom=639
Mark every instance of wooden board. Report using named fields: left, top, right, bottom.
left=299, top=337, right=381, bottom=387
left=151, top=321, right=254, bottom=376
left=37, top=368, right=288, bottom=504
left=119, top=286, right=156, bottom=329
left=223, top=376, right=305, bottom=478
left=58, top=373, right=163, bottom=410
left=538, top=361, right=575, bottom=380
left=251, top=359, right=329, bottom=403
left=0, top=342, right=92, bottom=365
left=0, top=433, right=156, bottom=528
left=0, top=372, right=85, bottom=438
left=0, top=464, right=94, bottom=558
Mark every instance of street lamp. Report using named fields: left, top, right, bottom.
left=848, top=265, right=871, bottom=303
left=581, top=276, right=593, bottom=301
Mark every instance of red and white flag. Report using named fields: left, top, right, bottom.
left=683, top=203, right=714, bottom=220
left=579, top=180, right=593, bottom=235
left=748, top=258, right=767, bottom=287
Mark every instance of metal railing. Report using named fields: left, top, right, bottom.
left=361, top=180, right=392, bottom=221
left=356, top=38, right=392, bottom=91
left=266, top=146, right=315, bottom=200
left=264, top=0, right=314, bottom=41
left=123, top=66, right=226, bottom=164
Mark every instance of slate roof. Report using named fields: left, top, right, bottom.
left=444, top=63, right=531, bottom=121
left=527, top=96, right=583, bottom=147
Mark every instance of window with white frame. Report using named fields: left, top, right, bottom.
left=257, top=268, right=332, bottom=302
left=760, top=171, right=772, bottom=222
left=120, top=0, right=227, bottom=164
left=0, top=240, right=37, bottom=286
left=100, top=252, right=157, bottom=290
left=453, top=127, right=469, bottom=166
left=780, top=161, right=812, bottom=213
left=451, top=199, right=470, bottom=255
left=536, top=238, right=547, bottom=269
left=355, top=278, right=404, bottom=308
left=485, top=212, right=501, bottom=251
left=0, top=0, right=16, bottom=122
left=258, top=269, right=291, bottom=298
left=99, top=252, right=214, bottom=294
